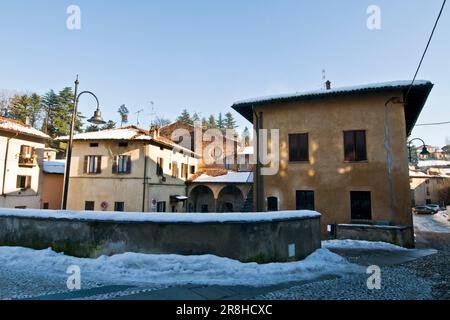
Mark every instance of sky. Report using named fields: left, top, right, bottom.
left=0, top=0, right=448, bottom=146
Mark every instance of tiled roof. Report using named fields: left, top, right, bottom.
left=0, top=117, right=50, bottom=139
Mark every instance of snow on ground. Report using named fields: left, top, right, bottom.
left=0, top=208, right=320, bottom=223
left=0, top=246, right=363, bottom=292
left=323, top=239, right=408, bottom=251
left=414, top=211, right=450, bottom=234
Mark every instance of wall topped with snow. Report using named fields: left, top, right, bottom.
left=0, top=208, right=321, bottom=262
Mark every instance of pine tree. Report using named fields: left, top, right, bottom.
left=217, top=112, right=224, bottom=129
left=242, top=126, right=250, bottom=146
left=191, top=112, right=200, bottom=124
left=224, top=112, right=237, bottom=129
left=206, top=115, right=216, bottom=129
left=41, top=90, right=59, bottom=135
left=8, top=94, right=30, bottom=123
left=177, top=109, right=192, bottom=125
left=101, top=120, right=116, bottom=130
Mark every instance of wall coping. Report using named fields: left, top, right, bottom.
left=338, top=224, right=413, bottom=231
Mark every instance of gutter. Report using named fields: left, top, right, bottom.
left=2, top=132, right=19, bottom=196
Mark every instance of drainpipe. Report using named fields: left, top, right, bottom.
left=2, top=132, right=19, bottom=196
left=252, top=106, right=263, bottom=212
left=142, top=143, right=148, bottom=212
left=384, top=97, right=404, bottom=224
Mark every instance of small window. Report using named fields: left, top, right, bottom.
left=190, top=165, right=195, bottom=175
left=85, top=201, right=95, bottom=211
left=43, top=203, right=49, bottom=210
left=344, top=130, right=367, bottom=162
left=15, top=206, right=26, bottom=209
left=350, top=191, right=372, bottom=220
left=157, top=201, right=166, bottom=212
left=156, top=157, right=164, bottom=176
left=84, top=156, right=102, bottom=174
left=181, top=164, right=188, bottom=179
left=114, top=202, right=125, bottom=212
left=18, top=145, right=36, bottom=166
left=16, top=175, right=31, bottom=190
left=172, top=161, right=179, bottom=178
left=113, top=155, right=131, bottom=174
left=118, top=142, right=128, bottom=147
left=296, top=191, right=314, bottom=210
left=267, top=197, right=278, bottom=211
left=90, top=143, right=99, bottom=148
left=289, top=133, right=309, bottom=162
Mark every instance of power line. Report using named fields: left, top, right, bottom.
left=405, top=0, right=447, bottom=100
left=415, top=121, right=450, bottom=126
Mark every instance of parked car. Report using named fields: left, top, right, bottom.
left=426, top=204, right=446, bottom=212
left=413, top=205, right=437, bottom=215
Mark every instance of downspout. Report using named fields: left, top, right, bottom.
left=2, top=132, right=19, bottom=196
left=252, top=106, right=263, bottom=212
left=142, top=143, right=148, bottom=212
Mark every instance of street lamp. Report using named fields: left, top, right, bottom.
left=61, top=76, right=106, bottom=210
left=407, top=138, right=430, bottom=165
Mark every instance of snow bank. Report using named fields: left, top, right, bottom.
left=0, top=208, right=320, bottom=223
left=322, top=239, right=408, bottom=251
left=0, top=246, right=362, bottom=287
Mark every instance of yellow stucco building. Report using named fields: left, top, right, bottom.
left=59, top=126, right=200, bottom=213
left=232, top=80, right=434, bottom=238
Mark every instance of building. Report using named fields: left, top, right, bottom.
left=0, top=117, right=50, bottom=208
left=58, top=126, right=200, bottom=212
left=409, top=168, right=450, bottom=206
left=41, top=160, right=65, bottom=209
left=232, top=80, right=434, bottom=239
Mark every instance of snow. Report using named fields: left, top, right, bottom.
left=57, top=126, right=152, bottom=141
left=233, top=80, right=432, bottom=106
left=409, top=170, right=431, bottom=178
left=43, top=160, right=65, bottom=174
left=417, top=160, right=450, bottom=168
left=0, top=246, right=362, bottom=287
left=413, top=211, right=450, bottom=233
left=193, top=171, right=253, bottom=183
left=0, top=117, right=49, bottom=139
left=238, top=146, right=254, bottom=155
left=323, top=239, right=408, bottom=251
left=0, top=208, right=320, bottom=223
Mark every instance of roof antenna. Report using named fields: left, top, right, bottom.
left=135, top=109, right=144, bottom=126
left=322, top=69, right=331, bottom=90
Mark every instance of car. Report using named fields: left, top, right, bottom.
left=426, top=204, right=446, bottom=212
left=413, top=205, right=437, bottom=215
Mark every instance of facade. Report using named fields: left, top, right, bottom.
left=232, top=80, right=434, bottom=237
left=0, top=117, right=49, bottom=209
left=410, top=169, right=450, bottom=206
left=41, top=160, right=65, bottom=210
left=59, top=126, right=200, bottom=213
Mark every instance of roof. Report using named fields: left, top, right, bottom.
left=417, top=160, right=450, bottom=168
left=57, top=126, right=199, bottom=157
left=43, top=160, right=66, bottom=174
left=231, top=80, right=434, bottom=136
left=192, top=171, right=253, bottom=184
left=0, top=117, right=50, bottom=139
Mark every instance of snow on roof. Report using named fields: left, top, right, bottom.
left=0, top=117, right=49, bottom=139
left=43, top=160, right=66, bottom=174
left=417, top=160, right=450, bottom=168
left=0, top=208, right=320, bottom=223
left=233, top=80, right=432, bottom=106
left=192, top=171, right=253, bottom=184
left=238, top=146, right=254, bottom=155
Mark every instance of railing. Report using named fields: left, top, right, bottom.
left=18, top=155, right=36, bottom=167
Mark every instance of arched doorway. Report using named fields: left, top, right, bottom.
left=217, top=185, right=244, bottom=213
left=188, top=185, right=215, bottom=212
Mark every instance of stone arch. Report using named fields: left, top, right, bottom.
left=217, top=185, right=244, bottom=213
left=188, top=185, right=215, bottom=212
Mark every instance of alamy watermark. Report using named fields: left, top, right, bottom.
left=367, top=5, right=381, bottom=30
left=67, top=5, right=81, bottom=30
left=366, top=265, right=381, bottom=290
left=66, top=265, right=81, bottom=290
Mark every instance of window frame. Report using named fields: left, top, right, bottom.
left=267, top=196, right=279, bottom=211
left=288, top=133, right=309, bottom=162
left=350, top=191, right=372, bottom=221
left=296, top=190, right=315, bottom=210
left=84, top=155, right=102, bottom=174
left=343, top=130, right=367, bottom=162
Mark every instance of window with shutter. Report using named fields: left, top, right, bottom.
left=86, top=156, right=102, bottom=174
left=350, top=191, right=372, bottom=220
left=344, top=130, right=367, bottom=162
left=289, top=133, right=309, bottom=162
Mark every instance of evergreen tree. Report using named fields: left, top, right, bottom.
left=8, top=94, right=30, bottom=123
left=41, top=90, right=59, bottom=135
left=242, top=126, right=250, bottom=146
left=177, top=109, right=192, bottom=125
left=217, top=112, right=224, bottom=129
left=191, top=112, right=200, bottom=124
left=85, top=124, right=100, bottom=132
left=206, top=115, right=216, bottom=129
left=102, top=120, right=116, bottom=130
left=224, top=112, right=237, bottom=129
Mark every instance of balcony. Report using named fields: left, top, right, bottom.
left=18, top=155, right=36, bottom=167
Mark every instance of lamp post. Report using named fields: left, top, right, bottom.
left=61, top=76, right=106, bottom=210
left=407, top=138, right=430, bottom=165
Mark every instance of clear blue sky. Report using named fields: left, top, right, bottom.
left=0, top=0, right=448, bottom=146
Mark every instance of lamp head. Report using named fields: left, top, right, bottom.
left=87, top=109, right=106, bottom=125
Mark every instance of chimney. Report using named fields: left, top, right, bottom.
left=150, top=125, right=160, bottom=138
left=325, top=80, right=331, bottom=90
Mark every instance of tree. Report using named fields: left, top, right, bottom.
left=177, top=109, right=192, bottom=125
left=191, top=112, right=200, bottom=124
left=151, top=115, right=171, bottom=128
left=224, top=112, right=237, bottom=129
left=41, top=89, right=59, bottom=135
left=85, top=124, right=100, bottom=132
left=217, top=112, right=224, bottom=129
left=102, top=120, right=116, bottom=130
left=242, top=126, right=251, bottom=146
left=206, top=115, right=216, bottom=129
left=118, top=104, right=129, bottom=126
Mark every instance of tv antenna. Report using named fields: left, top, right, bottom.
left=135, top=109, right=144, bottom=126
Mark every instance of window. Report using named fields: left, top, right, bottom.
left=350, top=191, right=372, bottom=220
left=344, top=130, right=367, bottom=162
left=113, top=155, right=131, bottom=174
left=84, top=156, right=102, bottom=174
left=172, top=161, right=179, bottom=178
left=296, top=191, right=315, bottom=210
left=181, top=164, right=188, bottom=179
left=156, top=157, right=164, bottom=176
left=118, top=142, right=128, bottom=147
left=85, top=201, right=95, bottom=211
left=90, top=143, right=99, bottom=148
left=114, top=202, right=125, bottom=212
left=18, top=145, right=36, bottom=166
left=267, top=197, right=278, bottom=211
left=15, top=206, right=26, bottom=209
left=16, top=175, right=31, bottom=190
left=190, top=165, right=196, bottom=175
left=157, top=201, right=166, bottom=212
left=43, top=203, right=49, bottom=210
left=289, top=133, right=309, bottom=162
